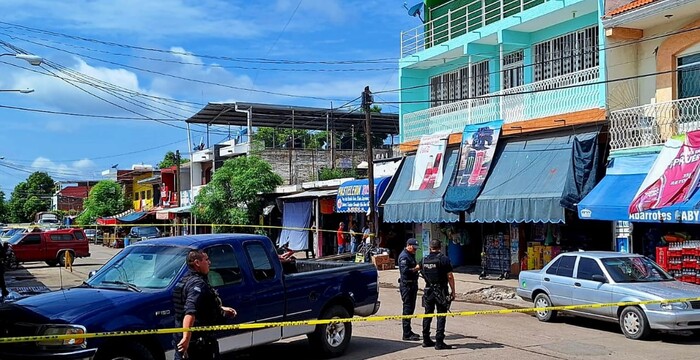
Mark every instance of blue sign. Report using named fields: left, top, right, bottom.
left=336, top=177, right=391, bottom=213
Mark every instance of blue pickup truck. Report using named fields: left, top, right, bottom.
left=0, top=234, right=381, bottom=359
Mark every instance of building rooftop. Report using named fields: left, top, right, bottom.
left=605, top=0, right=659, bottom=17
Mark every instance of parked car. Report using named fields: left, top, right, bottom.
left=126, top=226, right=161, bottom=242
left=5, top=228, right=90, bottom=267
left=517, top=251, right=700, bottom=340
left=83, top=228, right=103, bottom=245
left=0, top=234, right=381, bottom=359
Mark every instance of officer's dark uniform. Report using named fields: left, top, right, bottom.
left=173, top=271, right=225, bottom=360
left=398, top=247, right=419, bottom=339
left=420, top=251, right=453, bottom=346
left=0, top=243, right=9, bottom=298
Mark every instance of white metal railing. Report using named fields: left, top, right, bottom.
left=401, top=0, right=548, bottom=58
left=609, top=96, right=700, bottom=151
left=402, top=67, right=601, bottom=142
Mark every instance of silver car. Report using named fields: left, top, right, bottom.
left=517, top=251, right=700, bottom=339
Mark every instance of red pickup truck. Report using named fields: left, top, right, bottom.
left=5, top=228, right=90, bottom=267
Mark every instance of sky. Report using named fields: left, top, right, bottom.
left=0, top=0, right=421, bottom=194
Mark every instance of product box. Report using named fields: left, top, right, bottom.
left=371, top=254, right=393, bottom=268
left=533, top=245, right=544, bottom=269
left=655, top=246, right=668, bottom=270
left=542, top=246, right=553, bottom=265
left=378, top=263, right=395, bottom=271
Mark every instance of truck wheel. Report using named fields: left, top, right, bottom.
left=308, top=305, right=352, bottom=358
left=57, top=251, right=74, bottom=267
left=45, top=260, right=58, bottom=267
left=619, top=306, right=651, bottom=340
left=97, top=342, right=155, bottom=360
left=533, top=293, right=557, bottom=322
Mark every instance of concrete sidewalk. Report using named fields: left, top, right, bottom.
left=377, top=267, right=531, bottom=309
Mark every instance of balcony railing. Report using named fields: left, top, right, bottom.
left=401, top=0, right=548, bottom=58
left=609, top=96, right=700, bottom=151
left=402, top=67, right=601, bottom=142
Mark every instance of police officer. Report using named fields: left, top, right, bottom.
left=0, top=242, right=9, bottom=300
left=173, top=250, right=237, bottom=359
left=398, top=238, right=420, bottom=341
left=420, top=239, right=456, bottom=350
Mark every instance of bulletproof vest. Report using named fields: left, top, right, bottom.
left=422, top=253, right=444, bottom=286
left=173, top=273, right=193, bottom=324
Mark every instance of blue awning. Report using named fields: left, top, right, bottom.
left=117, top=211, right=149, bottom=223
left=470, top=132, right=598, bottom=223
left=336, top=176, right=392, bottom=213
left=383, top=150, right=460, bottom=223
left=578, top=154, right=700, bottom=223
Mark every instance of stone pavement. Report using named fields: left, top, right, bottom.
left=377, top=267, right=532, bottom=309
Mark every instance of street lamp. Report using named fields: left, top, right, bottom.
left=0, top=88, right=34, bottom=93
left=0, top=53, right=43, bottom=66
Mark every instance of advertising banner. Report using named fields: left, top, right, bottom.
left=630, top=130, right=700, bottom=214
left=410, top=132, right=449, bottom=191
left=443, top=120, right=503, bottom=212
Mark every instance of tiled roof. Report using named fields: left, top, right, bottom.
left=606, top=0, right=659, bottom=17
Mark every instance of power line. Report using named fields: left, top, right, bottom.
left=0, top=21, right=396, bottom=64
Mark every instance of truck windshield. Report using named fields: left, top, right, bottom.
left=7, top=232, right=25, bottom=245
left=601, top=256, right=673, bottom=283
left=87, top=245, right=188, bottom=290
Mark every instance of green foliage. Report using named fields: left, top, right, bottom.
left=8, top=172, right=55, bottom=223
left=318, top=167, right=356, bottom=181
left=193, top=156, right=283, bottom=228
left=158, top=151, right=189, bottom=169
left=0, top=191, right=7, bottom=223
left=76, top=180, right=128, bottom=225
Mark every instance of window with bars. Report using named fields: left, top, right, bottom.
left=429, top=60, right=490, bottom=107
left=502, top=50, right=524, bottom=89
left=533, top=26, right=599, bottom=83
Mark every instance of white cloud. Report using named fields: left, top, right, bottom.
left=30, top=157, right=99, bottom=180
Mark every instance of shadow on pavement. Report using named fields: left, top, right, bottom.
left=558, top=316, right=699, bottom=344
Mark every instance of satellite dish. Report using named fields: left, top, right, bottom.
left=403, top=2, right=424, bottom=22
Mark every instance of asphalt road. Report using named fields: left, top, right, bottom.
left=5, top=244, right=700, bottom=359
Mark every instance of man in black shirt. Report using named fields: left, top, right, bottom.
left=398, top=238, right=420, bottom=341
left=173, top=250, right=237, bottom=359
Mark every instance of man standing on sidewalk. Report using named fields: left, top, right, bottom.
left=420, top=239, right=456, bottom=350
left=398, top=238, right=420, bottom=341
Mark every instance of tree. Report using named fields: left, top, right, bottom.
left=0, top=190, right=7, bottom=223
left=76, top=180, right=129, bottom=225
left=158, top=151, right=189, bottom=169
left=8, top=172, right=55, bottom=223
left=193, top=156, right=283, bottom=231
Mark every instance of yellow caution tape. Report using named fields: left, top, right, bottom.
left=1, top=296, right=699, bottom=344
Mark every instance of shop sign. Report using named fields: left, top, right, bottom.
left=628, top=209, right=700, bottom=223
left=410, top=132, right=449, bottom=191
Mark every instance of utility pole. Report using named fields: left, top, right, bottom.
left=362, top=86, right=376, bottom=238
left=175, top=150, right=181, bottom=206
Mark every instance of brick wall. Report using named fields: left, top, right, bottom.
left=257, top=148, right=394, bottom=184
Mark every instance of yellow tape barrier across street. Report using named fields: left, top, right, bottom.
left=2, top=296, right=700, bottom=344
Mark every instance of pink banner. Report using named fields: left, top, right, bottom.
left=630, top=131, right=700, bottom=214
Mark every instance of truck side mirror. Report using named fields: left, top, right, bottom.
left=88, top=270, right=97, bottom=279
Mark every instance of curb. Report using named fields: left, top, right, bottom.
left=378, top=281, right=530, bottom=310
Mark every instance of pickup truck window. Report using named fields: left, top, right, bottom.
left=50, top=234, right=75, bottom=242
left=206, top=245, right=243, bottom=287
left=21, top=234, right=42, bottom=245
left=87, top=246, right=187, bottom=290
left=245, top=242, right=276, bottom=281
left=576, top=257, right=605, bottom=281
left=74, top=231, right=86, bottom=240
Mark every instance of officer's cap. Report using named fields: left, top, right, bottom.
left=406, top=238, right=418, bottom=246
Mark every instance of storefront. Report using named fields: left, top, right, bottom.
left=277, top=189, right=337, bottom=257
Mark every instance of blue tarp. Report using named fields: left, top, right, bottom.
left=577, top=154, right=700, bottom=223
left=278, top=200, right=312, bottom=250
left=117, top=211, right=149, bottom=223
left=470, top=132, right=598, bottom=223
left=383, top=150, right=460, bottom=223
left=336, top=176, right=391, bottom=213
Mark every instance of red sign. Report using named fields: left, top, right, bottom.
left=630, top=131, right=700, bottom=214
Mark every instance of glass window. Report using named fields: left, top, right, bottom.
left=245, top=242, right=276, bottom=281
left=140, top=191, right=146, bottom=200
left=556, top=256, right=576, bottom=277
left=134, top=192, right=140, bottom=200
left=20, top=234, right=42, bottom=245
left=206, top=245, right=242, bottom=286
left=601, top=256, right=673, bottom=283
left=576, top=257, right=605, bottom=281
left=534, top=26, right=599, bottom=82
left=74, top=231, right=86, bottom=241
left=429, top=60, right=490, bottom=107
left=87, top=245, right=187, bottom=289
left=678, top=53, right=700, bottom=99
left=545, top=257, right=561, bottom=275
left=146, top=190, right=152, bottom=199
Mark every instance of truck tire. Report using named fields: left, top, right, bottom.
left=57, top=251, right=74, bottom=267
left=96, top=342, right=155, bottom=360
left=619, top=306, right=651, bottom=340
left=533, top=293, right=557, bottom=322
left=308, top=305, right=352, bottom=358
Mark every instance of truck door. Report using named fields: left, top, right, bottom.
left=204, top=244, right=253, bottom=352
left=14, top=233, right=43, bottom=262
left=242, top=240, right=285, bottom=346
